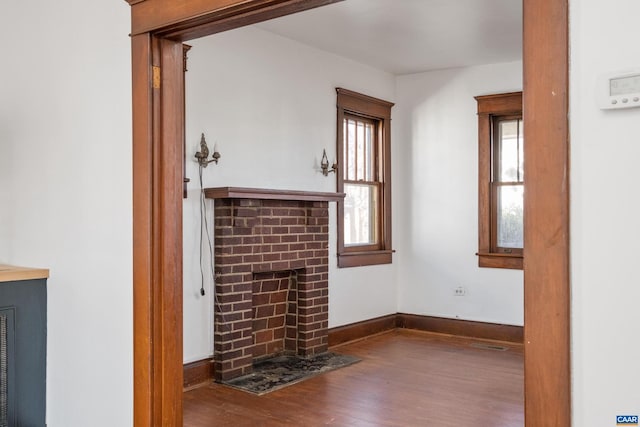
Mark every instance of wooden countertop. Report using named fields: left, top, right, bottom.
left=0, top=265, right=49, bottom=283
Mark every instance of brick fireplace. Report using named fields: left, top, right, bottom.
left=205, top=187, right=344, bottom=381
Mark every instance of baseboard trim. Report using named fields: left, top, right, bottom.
left=183, top=314, right=523, bottom=388
left=397, top=313, right=523, bottom=344
left=328, top=314, right=397, bottom=347
left=183, top=357, right=214, bottom=389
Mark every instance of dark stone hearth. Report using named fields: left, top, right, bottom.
left=220, top=352, right=361, bottom=395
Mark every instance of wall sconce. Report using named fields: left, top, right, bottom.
left=195, top=133, right=220, bottom=167
left=320, top=149, right=338, bottom=176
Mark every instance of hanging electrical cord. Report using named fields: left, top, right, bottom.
left=198, top=163, right=216, bottom=296
left=204, top=178, right=218, bottom=298
left=195, top=136, right=231, bottom=342
left=195, top=132, right=221, bottom=297
left=198, top=165, right=206, bottom=296
left=199, top=163, right=227, bottom=322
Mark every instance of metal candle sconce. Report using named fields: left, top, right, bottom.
left=195, top=133, right=221, bottom=167
left=320, top=149, right=338, bottom=176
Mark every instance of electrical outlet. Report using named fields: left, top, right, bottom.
left=454, top=286, right=466, bottom=296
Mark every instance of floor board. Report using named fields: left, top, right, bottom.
left=183, top=329, right=524, bottom=426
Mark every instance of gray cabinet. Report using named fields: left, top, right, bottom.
left=0, top=271, right=47, bottom=427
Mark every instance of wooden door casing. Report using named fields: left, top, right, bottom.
left=126, top=0, right=570, bottom=425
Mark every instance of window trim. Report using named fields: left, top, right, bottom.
left=336, top=88, right=394, bottom=268
left=475, top=92, right=523, bottom=270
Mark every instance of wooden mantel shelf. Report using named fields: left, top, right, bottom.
left=204, top=187, right=345, bottom=202
left=0, top=264, right=49, bottom=283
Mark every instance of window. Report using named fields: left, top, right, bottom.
left=475, top=92, right=523, bottom=269
left=336, top=88, right=394, bottom=268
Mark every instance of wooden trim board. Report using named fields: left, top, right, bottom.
left=204, top=187, right=345, bottom=202
left=522, top=0, right=571, bottom=424
left=328, top=314, right=397, bottom=347
left=329, top=313, right=524, bottom=347
left=397, top=314, right=523, bottom=344
left=185, top=314, right=524, bottom=388
left=183, top=358, right=215, bottom=389
left=128, top=0, right=344, bottom=40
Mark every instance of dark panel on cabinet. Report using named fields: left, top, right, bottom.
left=0, top=279, right=47, bottom=427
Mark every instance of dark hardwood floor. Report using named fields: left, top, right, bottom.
left=183, top=329, right=524, bottom=426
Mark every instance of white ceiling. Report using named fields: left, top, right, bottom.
left=256, top=0, right=522, bottom=75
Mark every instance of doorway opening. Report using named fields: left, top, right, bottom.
left=127, top=1, right=570, bottom=425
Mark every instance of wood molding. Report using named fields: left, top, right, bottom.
left=477, top=253, right=524, bottom=270
left=336, top=250, right=393, bottom=268
left=132, top=35, right=185, bottom=427
left=182, top=44, right=192, bottom=199
left=204, top=187, right=345, bottom=202
left=475, top=92, right=523, bottom=270
left=183, top=358, right=215, bottom=389
left=328, top=314, right=397, bottom=347
left=131, top=32, right=153, bottom=427
left=156, top=38, right=185, bottom=427
left=336, top=87, right=394, bottom=118
left=129, top=0, right=344, bottom=40
left=331, top=314, right=523, bottom=346
left=523, top=0, right=571, bottom=424
left=183, top=313, right=521, bottom=387
left=181, top=315, right=397, bottom=387
left=397, top=314, right=523, bottom=344
left=336, top=88, right=393, bottom=269
left=474, top=92, right=522, bottom=115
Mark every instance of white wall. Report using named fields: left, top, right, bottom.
left=182, top=27, right=398, bottom=362
left=394, top=61, right=524, bottom=326
left=0, top=1, right=132, bottom=426
left=570, top=0, right=640, bottom=425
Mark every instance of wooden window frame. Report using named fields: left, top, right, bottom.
left=336, top=88, right=394, bottom=268
left=491, top=115, right=524, bottom=256
left=475, top=92, right=523, bottom=270
left=342, top=114, right=381, bottom=252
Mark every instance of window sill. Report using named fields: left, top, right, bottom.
left=338, top=250, right=393, bottom=268
left=476, top=252, right=523, bottom=270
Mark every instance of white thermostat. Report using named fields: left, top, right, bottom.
left=599, top=69, right=640, bottom=110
